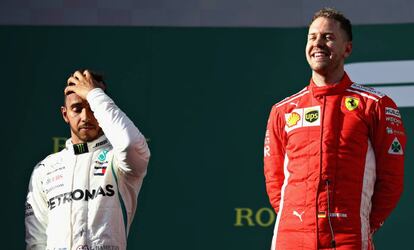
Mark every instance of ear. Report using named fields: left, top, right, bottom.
left=344, top=41, right=353, bottom=59
left=61, top=106, right=69, bottom=124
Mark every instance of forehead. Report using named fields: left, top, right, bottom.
left=65, top=93, right=87, bottom=107
left=308, top=17, right=341, bottom=34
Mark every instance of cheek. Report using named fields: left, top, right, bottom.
left=305, top=45, right=312, bottom=58
left=68, top=112, right=79, bottom=118
left=305, top=43, right=311, bottom=52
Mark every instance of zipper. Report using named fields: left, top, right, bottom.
left=318, top=96, right=336, bottom=249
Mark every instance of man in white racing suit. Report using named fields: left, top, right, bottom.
left=25, top=69, right=150, bottom=250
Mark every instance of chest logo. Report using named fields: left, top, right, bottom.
left=98, top=150, right=109, bottom=161
left=345, top=97, right=359, bottom=111
left=285, top=106, right=321, bottom=133
left=286, top=112, right=301, bottom=127
left=305, top=110, right=319, bottom=123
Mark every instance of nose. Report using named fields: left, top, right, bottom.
left=313, top=35, right=324, bottom=47
left=80, top=107, right=93, bottom=122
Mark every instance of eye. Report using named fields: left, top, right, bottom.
left=71, top=105, right=83, bottom=113
left=72, top=107, right=81, bottom=113
left=325, top=34, right=335, bottom=41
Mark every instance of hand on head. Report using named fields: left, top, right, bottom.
left=65, top=69, right=106, bottom=99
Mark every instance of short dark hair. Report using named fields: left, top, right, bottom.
left=310, top=7, right=352, bottom=41
left=63, top=69, right=107, bottom=105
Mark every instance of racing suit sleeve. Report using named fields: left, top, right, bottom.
left=25, top=164, right=48, bottom=249
left=264, top=106, right=286, bottom=213
left=369, top=96, right=406, bottom=233
left=87, top=88, right=150, bottom=177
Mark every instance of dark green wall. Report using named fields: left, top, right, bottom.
left=1, top=24, right=413, bottom=249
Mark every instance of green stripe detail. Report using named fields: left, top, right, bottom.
left=110, top=159, right=128, bottom=238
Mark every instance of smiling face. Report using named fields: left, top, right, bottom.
left=305, top=17, right=352, bottom=81
left=61, top=93, right=103, bottom=144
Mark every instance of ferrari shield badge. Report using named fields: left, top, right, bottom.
left=345, top=97, right=359, bottom=111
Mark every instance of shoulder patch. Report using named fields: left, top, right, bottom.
left=350, top=83, right=386, bottom=98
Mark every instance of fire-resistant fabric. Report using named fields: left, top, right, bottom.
left=264, top=73, right=405, bottom=250
left=25, top=88, right=150, bottom=250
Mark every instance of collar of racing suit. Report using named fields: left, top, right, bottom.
left=309, top=72, right=353, bottom=98
left=65, top=135, right=110, bottom=155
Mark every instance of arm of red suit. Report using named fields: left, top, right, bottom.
left=264, top=106, right=286, bottom=213
left=370, top=96, right=406, bottom=232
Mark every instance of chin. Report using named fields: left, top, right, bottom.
left=311, top=64, right=330, bottom=72
left=78, top=133, right=99, bottom=142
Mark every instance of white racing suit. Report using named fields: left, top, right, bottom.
left=25, top=88, right=150, bottom=250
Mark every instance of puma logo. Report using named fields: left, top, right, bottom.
left=290, top=102, right=299, bottom=107
left=293, top=210, right=305, bottom=222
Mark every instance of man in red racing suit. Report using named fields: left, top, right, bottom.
left=264, top=8, right=406, bottom=250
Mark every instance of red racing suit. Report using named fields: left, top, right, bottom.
left=264, top=73, right=405, bottom=250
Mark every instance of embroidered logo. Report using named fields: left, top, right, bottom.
left=286, top=112, right=301, bottom=127
left=388, top=137, right=403, bottom=155
left=385, top=107, right=401, bottom=118
left=98, top=150, right=109, bottom=162
left=304, top=110, right=319, bottom=123
left=345, top=97, right=359, bottom=111
left=293, top=210, right=305, bottom=222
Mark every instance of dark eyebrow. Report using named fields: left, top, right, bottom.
left=69, top=102, right=83, bottom=108
left=308, top=31, right=335, bottom=36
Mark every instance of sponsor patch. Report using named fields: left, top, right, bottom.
left=264, top=130, right=271, bottom=157
left=45, top=174, right=63, bottom=185
left=386, top=127, right=405, bottom=136
left=97, top=149, right=109, bottom=162
left=385, top=107, right=401, bottom=118
left=47, top=184, right=115, bottom=210
left=285, top=106, right=320, bottom=132
left=93, top=139, right=108, bottom=148
left=73, top=143, right=89, bottom=154
left=303, top=106, right=321, bottom=126
left=393, top=129, right=405, bottom=136
left=329, top=213, right=348, bottom=218
left=344, top=96, right=359, bottom=111
left=94, top=166, right=107, bottom=176
left=350, top=84, right=385, bottom=98
left=286, top=112, right=301, bottom=127
left=46, top=165, right=65, bottom=176
left=317, top=211, right=326, bottom=218
left=94, top=150, right=109, bottom=176
left=25, top=202, right=34, bottom=217
left=304, top=110, right=318, bottom=122
left=388, top=137, right=403, bottom=155
left=386, top=116, right=402, bottom=126
left=317, top=211, right=348, bottom=218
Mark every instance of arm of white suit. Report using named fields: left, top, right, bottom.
left=87, top=88, right=150, bottom=177
left=25, top=164, right=48, bottom=250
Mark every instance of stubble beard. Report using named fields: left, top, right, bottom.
left=71, top=127, right=103, bottom=143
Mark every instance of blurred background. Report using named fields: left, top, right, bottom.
left=1, top=0, right=413, bottom=249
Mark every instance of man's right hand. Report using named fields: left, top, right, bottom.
left=65, top=70, right=106, bottom=100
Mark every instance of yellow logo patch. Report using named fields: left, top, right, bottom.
left=345, top=97, right=359, bottom=111
left=286, top=112, right=301, bottom=127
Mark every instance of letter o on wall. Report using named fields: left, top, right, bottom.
left=255, top=207, right=275, bottom=227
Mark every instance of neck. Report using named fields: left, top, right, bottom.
left=312, top=69, right=345, bottom=87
